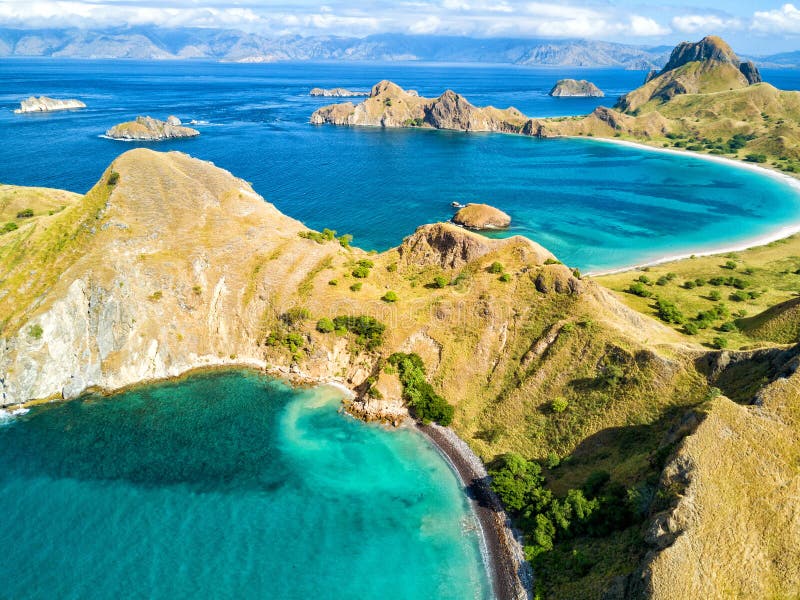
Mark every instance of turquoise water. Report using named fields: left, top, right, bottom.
left=2, top=60, right=800, bottom=271
left=0, top=370, right=491, bottom=600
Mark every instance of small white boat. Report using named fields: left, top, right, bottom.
left=451, top=201, right=466, bottom=209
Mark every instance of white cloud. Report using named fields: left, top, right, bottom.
left=751, top=3, right=800, bottom=34
left=0, top=0, right=672, bottom=40
left=629, top=15, right=670, bottom=36
left=672, top=14, right=742, bottom=34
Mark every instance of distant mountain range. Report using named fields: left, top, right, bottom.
left=0, top=27, right=793, bottom=68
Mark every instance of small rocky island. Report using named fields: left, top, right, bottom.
left=452, top=203, right=511, bottom=230
left=105, top=115, right=199, bottom=141
left=548, top=79, right=604, bottom=97
left=14, top=96, right=86, bottom=113
left=310, top=87, right=368, bottom=98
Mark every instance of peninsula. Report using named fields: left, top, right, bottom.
left=14, top=96, right=86, bottom=113
left=105, top=115, right=199, bottom=141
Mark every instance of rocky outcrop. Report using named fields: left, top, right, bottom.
left=310, top=87, right=368, bottom=97
left=310, top=80, right=527, bottom=133
left=397, top=222, right=552, bottom=270
left=105, top=116, right=199, bottom=141
left=739, top=60, right=762, bottom=85
left=548, top=79, right=604, bottom=97
left=452, top=203, right=511, bottom=229
left=14, top=96, right=86, bottom=113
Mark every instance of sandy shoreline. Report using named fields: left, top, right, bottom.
left=581, top=136, right=800, bottom=277
left=418, top=422, right=532, bottom=600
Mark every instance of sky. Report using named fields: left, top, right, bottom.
left=0, top=1, right=797, bottom=54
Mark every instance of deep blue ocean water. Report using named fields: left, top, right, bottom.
left=0, top=371, right=491, bottom=600
left=1, top=60, right=800, bottom=271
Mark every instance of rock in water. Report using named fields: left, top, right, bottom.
left=548, top=79, right=604, bottom=97
left=309, top=87, right=369, bottom=97
left=14, top=96, right=86, bottom=113
left=105, top=116, right=200, bottom=141
left=452, top=203, right=511, bottom=230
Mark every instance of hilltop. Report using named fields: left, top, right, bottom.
left=2, top=148, right=799, bottom=598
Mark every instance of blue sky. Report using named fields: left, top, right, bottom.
left=0, top=1, right=797, bottom=54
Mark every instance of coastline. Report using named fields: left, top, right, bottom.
left=580, top=136, right=800, bottom=277
left=417, top=422, right=533, bottom=600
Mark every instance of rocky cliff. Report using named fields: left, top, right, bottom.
left=14, top=96, right=86, bottom=113
left=548, top=79, right=604, bottom=97
left=105, top=115, right=199, bottom=141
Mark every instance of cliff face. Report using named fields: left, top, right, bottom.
left=105, top=116, right=199, bottom=140
left=14, top=96, right=85, bottom=113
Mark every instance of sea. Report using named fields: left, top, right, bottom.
left=1, top=60, right=799, bottom=271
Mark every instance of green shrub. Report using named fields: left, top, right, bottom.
left=332, top=315, right=385, bottom=350
left=381, top=291, right=398, bottom=302
left=388, top=353, right=454, bottom=425
left=628, top=282, right=652, bottom=297
left=1, top=222, right=18, bottom=234
left=16, top=208, right=34, bottom=219
left=731, top=290, right=749, bottom=302
left=544, top=258, right=561, bottom=265
left=719, top=321, right=738, bottom=332
left=550, top=397, right=568, bottom=413
left=709, top=290, right=722, bottom=301
left=282, top=306, right=310, bottom=325
left=328, top=279, right=338, bottom=286
left=338, top=234, right=353, bottom=248
left=352, top=265, right=370, bottom=278
left=349, top=282, right=362, bottom=292
left=722, top=260, right=737, bottom=270
left=386, top=262, right=397, bottom=273
left=499, top=273, right=511, bottom=282
left=683, top=322, right=699, bottom=335
left=744, top=153, right=767, bottom=163
left=316, top=318, right=335, bottom=333
left=655, top=297, right=684, bottom=324
left=28, top=324, right=43, bottom=340
left=488, top=261, right=504, bottom=274
left=683, top=280, right=696, bottom=289
left=432, top=276, right=449, bottom=289
left=107, top=171, right=120, bottom=185
left=712, top=336, right=728, bottom=349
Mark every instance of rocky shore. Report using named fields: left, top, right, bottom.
left=15, top=96, right=86, bottom=113
left=452, top=203, right=511, bottom=230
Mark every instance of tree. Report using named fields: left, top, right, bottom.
left=488, top=261, right=504, bottom=274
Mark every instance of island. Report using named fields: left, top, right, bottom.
left=548, top=78, right=604, bottom=97
left=105, top=115, right=199, bottom=141
left=310, top=87, right=368, bottom=97
left=452, top=203, right=511, bottom=229
left=14, top=96, right=86, bottom=113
